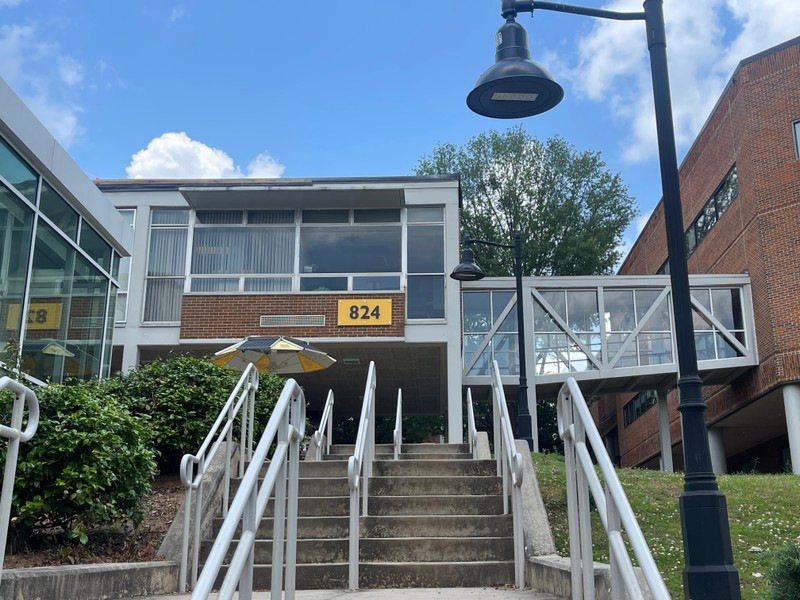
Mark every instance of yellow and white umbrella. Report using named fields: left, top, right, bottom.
left=212, top=336, right=336, bottom=374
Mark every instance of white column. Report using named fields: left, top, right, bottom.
left=657, top=390, right=673, bottom=472
left=783, top=384, right=800, bottom=475
left=708, top=427, right=728, bottom=475
left=121, top=343, right=139, bottom=373
left=446, top=337, right=464, bottom=444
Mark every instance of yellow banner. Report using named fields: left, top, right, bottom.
left=6, top=302, right=63, bottom=331
left=337, top=299, right=392, bottom=326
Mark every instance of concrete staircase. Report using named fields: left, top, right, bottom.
left=203, top=442, right=516, bottom=589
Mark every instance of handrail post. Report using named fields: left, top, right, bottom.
left=271, top=423, right=288, bottom=594
left=191, top=454, right=205, bottom=588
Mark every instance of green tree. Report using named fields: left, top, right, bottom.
left=415, top=125, right=637, bottom=277
left=416, top=126, right=637, bottom=453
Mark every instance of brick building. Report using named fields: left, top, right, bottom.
left=596, top=37, right=800, bottom=474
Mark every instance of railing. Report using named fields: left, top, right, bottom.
left=0, top=377, right=39, bottom=577
left=310, top=390, right=334, bottom=461
left=466, top=388, right=478, bottom=459
left=191, top=377, right=306, bottom=600
left=347, top=361, right=377, bottom=590
left=488, top=361, right=525, bottom=589
left=557, top=377, right=670, bottom=600
left=179, top=364, right=259, bottom=591
left=393, top=389, right=402, bottom=460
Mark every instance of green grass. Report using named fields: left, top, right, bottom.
left=532, top=452, right=800, bottom=599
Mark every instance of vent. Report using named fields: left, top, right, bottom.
left=342, top=358, right=361, bottom=366
left=260, top=314, right=325, bottom=328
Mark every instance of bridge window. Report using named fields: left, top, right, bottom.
left=623, top=390, right=657, bottom=427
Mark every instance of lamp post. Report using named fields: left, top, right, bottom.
left=450, top=233, right=535, bottom=451
left=465, top=1, right=741, bottom=598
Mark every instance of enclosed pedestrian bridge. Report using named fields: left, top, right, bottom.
left=461, top=273, right=757, bottom=401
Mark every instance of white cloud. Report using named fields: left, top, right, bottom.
left=126, top=132, right=286, bottom=179
left=170, top=7, right=186, bottom=22
left=0, top=0, right=26, bottom=7
left=568, top=0, right=799, bottom=163
left=0, top=24, right=84, bottom=147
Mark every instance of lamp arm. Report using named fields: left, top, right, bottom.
left=507, top=1, right=645, bottom=21
left=464, top=237, right=514, bottom=250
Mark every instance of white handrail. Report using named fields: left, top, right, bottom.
left=347, top=361, right=377, bottom=590
left=310, top=390, right=335, bottom=460
left=466, top=388, right=478, bottom=459
left=557, top=377, right=670, bottom=600
left=393, top=389, right=402, bottom=460
left=488, top=361, right=525, bottom=589
left=0, top=376, right=39, bottom=577
left=179, top=363, right=259, bottom=591
left=190, top=377, right=306, bottom=600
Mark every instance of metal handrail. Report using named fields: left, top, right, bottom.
left=488, top=361, right=525, bottom=588
left=466, top=388, right=478, bottom=459
left=347, top=361, right=377, bottom=590
left=393, top=389, right=402, bottom=460
left=190, top=377, right=306, bottom=600
left=557, top=377, right=670, bottom=600
left=179, top=363, right=259, bottom=591
left=0, top=377, right=39, bottom=577
left=310, top=390, right=335, bottom=460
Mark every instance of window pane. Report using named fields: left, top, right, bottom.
left=148, top=228, right=187, bottom=276
left=353, top=276, right=400, bottom=290
left=407, top=275, right=444, bottom=319
left=248, top=210, right=294, bottom=224
left=407, top=207, right=443, bottom=223
left=115, top=292, right=128, bottom=322
left=79, top=222, right=112, bottom=272
left=604, top=290, right=634, bottom=331
left=196, top=210, right=243, bottom=224
left=0, top=184, right=34, bottom=347
left=300, top=276, right=346, bottom=291
left=151, top=208, right=189, bottom=225
left=408, top=225, right=443, bottom=273
left=190, top=278, right=239, bottom=292
left=244, top=277, right=292, bottom=292
left=300, top=226, right=401, bottom=273
left=192, top=227, right=294, bottom=274
left=463, top=291, right=491, bottom=332
left=0, top=137, right=37, bottom=203
left=40, top=182, right=78, bottom=240
left=354, top=209, right=400, bottom=223
left=144, top=279, right=184, bottom=321
left=567, top=290, right=599, bottom=332
left=302, top=209, right=348, bottom=223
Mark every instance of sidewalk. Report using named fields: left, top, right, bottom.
left=138, top=588, right=564, bottom=599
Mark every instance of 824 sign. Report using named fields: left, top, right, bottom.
left=337, top=299, right=392, bottom=326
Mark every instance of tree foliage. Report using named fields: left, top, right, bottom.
left=415, top=125, right=637, bottom=277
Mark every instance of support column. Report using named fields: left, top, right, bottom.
left=783, top=384, right=800, bottom=475
left=708, top=428, right=728, bottom=475
left=446, top=337, right=464, bottom=444
left=657, top=390, right=673, bottom=472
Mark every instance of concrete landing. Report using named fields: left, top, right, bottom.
left=137, top=588, right=563, bottom=599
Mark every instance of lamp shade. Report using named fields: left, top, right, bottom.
left=450, top=247, right=486, bottom=281
left=467, top=20, right=564, bottom=119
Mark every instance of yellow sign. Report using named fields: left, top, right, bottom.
left=6, top=303, right=63, bottom=331
left=337, top=299, right=392, bottom=326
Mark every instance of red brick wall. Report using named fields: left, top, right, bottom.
left=612, top=40, right=800, bottom=467
left=180, top=293, right=406, bottom=339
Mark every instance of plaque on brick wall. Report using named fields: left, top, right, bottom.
left=337, top=299, right=392, bottom=326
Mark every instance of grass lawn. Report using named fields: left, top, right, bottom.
left=532, top=452, right=800, bottom=599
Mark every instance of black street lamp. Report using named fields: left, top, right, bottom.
left=466, top=1, right=741, bottom=598
left=450, top=233, right=534, bottom=451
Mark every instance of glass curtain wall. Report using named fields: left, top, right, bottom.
left=0, top=135, right=119, bottom=382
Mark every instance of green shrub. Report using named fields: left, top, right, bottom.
left=767, top=542, right=800, bottom=600
left=0, top=380, right=156, bottom=548
left=106, top=356, right=284, bottom=470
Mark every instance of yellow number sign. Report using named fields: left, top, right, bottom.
left=5, top=302, right=63, bottom=331
left=337, top=299, right=392, bottom=326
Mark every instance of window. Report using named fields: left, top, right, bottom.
left=462, top=290, right=518, bottom=376
left=39, top=182, right=78, bottom=240
left=0, top=182, right=34, bottom=349
left=0, top=137, right=37, bottom=203
left=794, top=121, right=800, bottom=159
left=623, top=390, right=657, bottom=427
left=144, top=209, right=188, bottom=322
left=691, top=287, right=745, bottom=361
left=114, top=209, right=135, bottom=323
left=79, top=221, right=112, bottom=272
left=406, top=207, right=445, bottom=319
left=684, top=166, right=738, bottom=258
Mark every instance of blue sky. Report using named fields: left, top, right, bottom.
left=1, top=0, right=798, bottom=260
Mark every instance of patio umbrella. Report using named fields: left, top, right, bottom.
left=212, top=336, right=336, bottom=374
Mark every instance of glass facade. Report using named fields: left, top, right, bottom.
left=0, top=135, right=120, bottom=383
left=143, top=205, right=447, bottom=322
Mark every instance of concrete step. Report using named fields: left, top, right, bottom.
left=262, top=496, right=350, bottom=517
left=232, top=476, right=350, bottom=497
left=214, top=561, right=515, bottom=589
left=369, top=494, right=504, bottom=516
left=372, top=459, right=496, bottom=477
left=204, top=536, right=513, bottom=564
left=370, top=475, right=503, bottom=496
left=328, top=443, right=470, bottom=457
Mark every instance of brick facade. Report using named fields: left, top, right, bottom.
left=607, top=38, right=800, bottom=467
left=180, top=292, right=406, bottom=339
